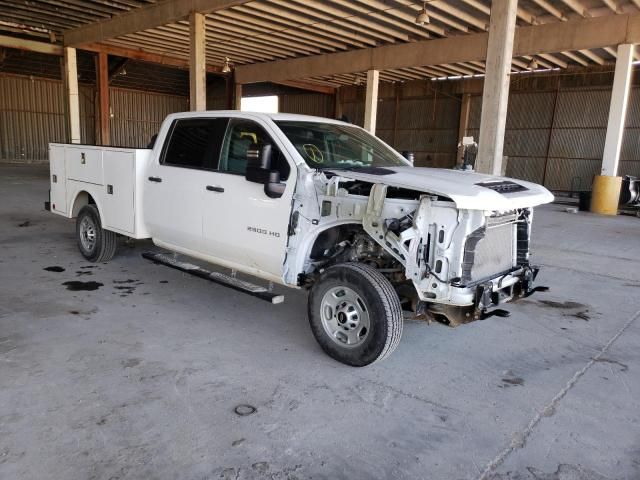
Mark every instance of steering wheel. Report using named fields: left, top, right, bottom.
left=303, top=143, right=324, bottom=164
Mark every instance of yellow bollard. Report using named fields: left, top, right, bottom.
left=590, top=175, right=622, bottom=215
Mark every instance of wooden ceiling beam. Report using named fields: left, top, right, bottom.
left=530, top=0, right=568, bottom=21
left=202, top=17, right=322, bottom=55
left=214, top=10, right=347, bottom=51
left=64, top=0, right=252, bottom=46
left=558, top=0, right=591, bottom=17
left=334, top=0, right=431, bottom=40
left=392, top=0, right=469, bottom=34
left=558, top=50, right=590, bottom=66
left=82, top=42, right=223, bottom=73
left=578, top=49, right=606, bottom=64
left=0, top=34, right=62, bottom=55
left=235, top=12, right=640, bottom=84
left=231, top=5, right=369, bottom=49
left=354, top=0, right=444, bottom=37
left=245, top=2, right=383, bottom=46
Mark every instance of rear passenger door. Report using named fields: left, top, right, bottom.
left=144, top=117, right=228, bottom=254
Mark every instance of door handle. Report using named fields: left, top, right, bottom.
left=206, top=185, right=224, bottom=193
left=148, top=176, right=162, bottom=183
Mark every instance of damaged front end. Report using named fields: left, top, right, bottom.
left=285, top=170, right=549, bottom=327
left=361, top=183, right=547, bottom=326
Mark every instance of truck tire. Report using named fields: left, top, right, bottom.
left=76, top=205, right=118, bottom=262
left=308, top=263, right=403, bottom=366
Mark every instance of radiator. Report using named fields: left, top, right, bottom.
left=464, top=214, right=517, bottom=283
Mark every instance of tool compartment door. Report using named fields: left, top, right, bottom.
left=49, top=144, right=67, bottom=214
left=102, top=150, right=136, bottom=235
left=66, top=146, right=103, bottom=185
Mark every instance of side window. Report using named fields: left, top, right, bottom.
left=219, top=120, right=290, bottom=180
left=161, top=118, right=228, bottom=170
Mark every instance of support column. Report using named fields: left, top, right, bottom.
left=475, top=0, right=518, bottom=175
left=592, top=43, right=634, bottom=215
left=96, top=52, right=110, bottom=145
left=457, top=93, right=472, bottom=164
left=363, top=69, right=379, bottom=134
left=234, top=83, right=242, bottom=110
left=189, top=11, right=206, bottom=111
left=63, top=47, right=81, bottom=144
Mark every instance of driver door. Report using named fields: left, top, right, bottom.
left=201, top=118, right=295, bottom=280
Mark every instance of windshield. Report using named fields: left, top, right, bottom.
left=275, top=121, right=409, bottom=170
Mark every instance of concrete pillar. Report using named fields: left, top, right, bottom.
left=475, top=0, right=518, bottom=175
left=96, top=52, right=110, bottom=145
left=601, top=44, right=634, bottom=176
left=189, top=12, right=206, bottom=112
left=63, top=47, right=81, bottom=144
left=592, top=43, right=635, bottom=215
left=234, top=83, right=242, bottom=110
left=457, top=93, right=472, bottom=164
left=363, top=69, right=379, bottom=134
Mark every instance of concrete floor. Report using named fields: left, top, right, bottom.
left=1, top=164, right=639, bottom=480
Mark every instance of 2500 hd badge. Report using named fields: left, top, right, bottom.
left=247, top=226, right=281, bottom=238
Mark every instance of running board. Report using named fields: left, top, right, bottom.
left=142, top=252, right=284, bottom=304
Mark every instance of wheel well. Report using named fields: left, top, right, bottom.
left=71, top=191, right=96, bottom=218
left=309, top=224, right=366, bottom=260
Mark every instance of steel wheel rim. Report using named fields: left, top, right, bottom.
left=320, top=286, right=370, bottom=348
left=79, top=216, right=97, bottom=252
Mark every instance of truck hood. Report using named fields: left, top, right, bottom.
left=328, top=166, right=554, bottom=211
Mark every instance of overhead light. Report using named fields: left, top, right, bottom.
left=119, top=67, right=127, bottom=76
left=355, top=76, right=362, bottom=86
left=415, top=2, right=430, bottom=26
left=527, top=58, right=538, bottom=70
left=222, top=57, right=232, bottom=73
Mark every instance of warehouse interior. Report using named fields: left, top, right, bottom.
left=2, top=0, right=640, bottom=197
left=1, top=1, right=640, bottom=479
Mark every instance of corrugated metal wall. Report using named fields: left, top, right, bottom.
left=340, top=83, right=461, bottom=167
left=109, top=88, right=187, bottom=148
left=467, top=86, right=640, bottom=190
left=279, top=93, right=334, bottom=118
left=6, top=64, right=640, bottom=190
left=621, top=88, right=640, bottom=179
left=0, top=74, right=94, bottom=162
left=0, top=74, right=187, bottom=162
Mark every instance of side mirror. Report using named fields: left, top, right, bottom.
left=265, top=170, right=286, bottom=199
left=244, top=143, right=286, bottom=199
left=245, top=143, right=272, bottom=184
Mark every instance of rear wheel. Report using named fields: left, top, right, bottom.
left=308, top=263, right=403, bottom=366
left=76, top=205, right=117, bottom=262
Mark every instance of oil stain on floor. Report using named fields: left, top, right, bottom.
left=44, top=266, right=65, bottom=272
left=538, top=300, right=585, bottom=309
left=62, top=281, right=104, bottom=291
left=113, top=279, right=144, bottom=297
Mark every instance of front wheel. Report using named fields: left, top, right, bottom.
left=308, top=263, right=403, bottom=366
left=76, top=205, right=118, bottom=262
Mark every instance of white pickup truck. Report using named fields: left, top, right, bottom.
left=48, top=111, right=553, bottom=366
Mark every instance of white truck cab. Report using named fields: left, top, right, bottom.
left=49, top=111, right=554, bottom=366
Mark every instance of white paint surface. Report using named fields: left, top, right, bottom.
left=241, top=95, right=279, bottom=113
